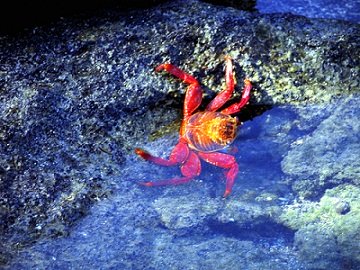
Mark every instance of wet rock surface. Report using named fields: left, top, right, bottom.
left=282, top=96, right=360, bottom=198
left=0, top=0, right=359, bottom=268
left=256, top=0, right=360, bottom=23
left=279, top=184, right=360, bottom=269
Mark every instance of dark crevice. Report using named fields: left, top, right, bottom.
left=207, top=219, right=295, bottom=244
left=0, top=0, right=168, bottom=35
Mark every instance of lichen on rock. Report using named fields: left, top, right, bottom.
left=279, top=184, right=360, bottom=269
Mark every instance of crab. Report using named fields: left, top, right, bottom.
left=135, top=56, right=252, bottom=197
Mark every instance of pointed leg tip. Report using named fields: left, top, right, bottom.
left=135, top=148, right=150, bottom=159
left=155, top=63, right=170, bottom=72
left=155, top=65, right=163, bottom=72
left=244, top=78, right=252, bottom=85
left=138, top=182, right=154, bottom=187
left=223, top=189, right=231, bottom=198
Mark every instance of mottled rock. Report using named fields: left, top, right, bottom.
left=153, top=194, right=220, bottom=232
left=151, top=235, right=302, bottom=270
left=279, top=184, right=360, bottom=269
left=281, top=96, right=360, bottom=198
left=257, top=0, right=360, bottom=23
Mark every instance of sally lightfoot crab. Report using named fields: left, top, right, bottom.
left=135, top=56, right=252, bottom=197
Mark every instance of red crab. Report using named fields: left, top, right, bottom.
left=135, top=56, right=252, bottom=197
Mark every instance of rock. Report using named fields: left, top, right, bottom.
left=151, top=235, right=302, bottom=270
left=279, top=184, right=360, bottom=269
left=334, top=200, right=350, bottom=215
left=152, top=187, right=292, bottom=244
left=281, top=96, right=360, bottom=198
left=153, top=194, right=220, bottom=233
left=257, top=0, right=360, bottom=23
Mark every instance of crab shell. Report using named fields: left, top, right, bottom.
left=182, top=111, right=238, bottom=152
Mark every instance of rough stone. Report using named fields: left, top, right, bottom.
left=279, top=184, right=360, bottom=269
left=281, top=96, right=360, bottom=198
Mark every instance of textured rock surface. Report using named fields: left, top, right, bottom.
left=150, top=235, right=299, bottom=270
left=0, top=0, right=359, bottom=268
left=257, top=0, right=360, bottom=23
left=279, top=184, right=360, bottom=269
left=282, top=96, right=360, bottom=198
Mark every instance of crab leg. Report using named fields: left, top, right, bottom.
left=135, top=141, right=189, bottom=166
left=206, top=56, right=236, bottom=112
left=198, top=152, right=239, bottom=198
left=139, top=151, right=201, bottom=187
left=183, top=83, right=202, bottom=119
left=155, top=63, right=199, bottom=85
left=156, top=63, right=202, bottom=118
left=221, top=79, right=252, bottom=115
